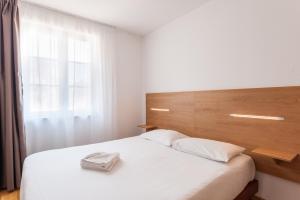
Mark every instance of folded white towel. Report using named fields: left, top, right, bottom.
left=81, top=152, right=120, bottom=172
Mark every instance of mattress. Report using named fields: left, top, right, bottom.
left=21, top=136, right=255, bottom=200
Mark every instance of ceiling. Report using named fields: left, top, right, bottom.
left=23, top=0, right=208, bottom=35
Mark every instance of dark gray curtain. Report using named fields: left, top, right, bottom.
left=0, top=0, right=26, bottom=191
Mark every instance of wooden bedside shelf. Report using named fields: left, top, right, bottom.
left=252, top=147, right=298, bottom=163
left=137, top=124, right=157, bottom=132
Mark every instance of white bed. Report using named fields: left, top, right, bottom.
left=21, top=136, right=255, bottom=200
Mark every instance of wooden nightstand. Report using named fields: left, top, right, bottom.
left=137, top=124, right=157, bottom=132
left=252, top=147, right=298, bottom=163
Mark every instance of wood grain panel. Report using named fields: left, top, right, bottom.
left=0, top=191, right=19, bottom=200
left=252, top=148, right=298, bottom=162
left=146, top=86, right=300, bottom=183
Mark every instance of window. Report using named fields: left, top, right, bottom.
left=21, top=23, right=93, bottom=115
left=68, top=38, right=92, bottom=113
left=21, top=3, right=116, bottom=155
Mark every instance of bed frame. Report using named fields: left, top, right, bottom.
left=234, top=180, right=258, bottom=200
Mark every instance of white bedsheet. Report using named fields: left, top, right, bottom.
left=21, top=137, right=255, bottom=200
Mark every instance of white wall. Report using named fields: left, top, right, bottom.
left=143, top=0, right=300, bottom=93
left=256, top=172, right=300, bottom=200
left=116, top=30, right=143, bottom=139
left=142, top=0, right=300, bottom=199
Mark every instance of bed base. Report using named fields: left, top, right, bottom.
left=234, top=180, right=258, bottom=200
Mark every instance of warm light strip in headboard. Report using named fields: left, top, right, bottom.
left=150, top=108, right=170, bottom=112
left=229, top=114, right=285, bottom=121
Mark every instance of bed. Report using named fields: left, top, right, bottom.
left=21, top=136, right=255, bottom=200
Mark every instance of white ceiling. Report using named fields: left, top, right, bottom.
left=23, top=0, right=208, bottom=35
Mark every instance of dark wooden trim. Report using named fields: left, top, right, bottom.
left=234, top=180, right=258, bottom=200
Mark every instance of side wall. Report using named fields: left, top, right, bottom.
left=142, top=0, right=300, bottom=199
left=116, top=30, right=143, bottom=138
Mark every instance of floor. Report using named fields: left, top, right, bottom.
left=0, top=191, right=19, bottom=200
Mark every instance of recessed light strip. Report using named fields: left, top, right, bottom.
left=229, top=114, right=284, bottom=121
left=150, top=108, right=170, bottom=112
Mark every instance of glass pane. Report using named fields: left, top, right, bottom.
left=68, top=62, right=75, bottom=86
left=40, top=86, right=59, bottom=112
left=29, top=57, right=59, bottom=85
left=68, top=38, right=91, bottom=63
left=29, top=85, right=41, bottom=112
left=39, top=58, right=59, bottom=85
left=68, top=87, right=74, bottom=111
left=28, top=58, right=40, bottom=85
left=29, top=85, right=59, bottom=112
left=68, top=62, right=91, bottom=86
left=68, top=87, right=91, bottom=113
left=38, top=33, right=58, bottom=59
left=22, top=29, right=38, bottom=57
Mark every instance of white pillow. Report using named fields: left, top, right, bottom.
left=140, top=129, right=188, bottom=146
left=172, top=138, right=245, bottom=162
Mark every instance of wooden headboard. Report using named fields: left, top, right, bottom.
left=146, top=86, right=300, bottom=183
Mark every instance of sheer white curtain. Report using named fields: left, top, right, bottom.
left=20, top=3, right=117, bottom=155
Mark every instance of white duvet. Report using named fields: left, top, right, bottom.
left=21, top=137, right=255, bottom=200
